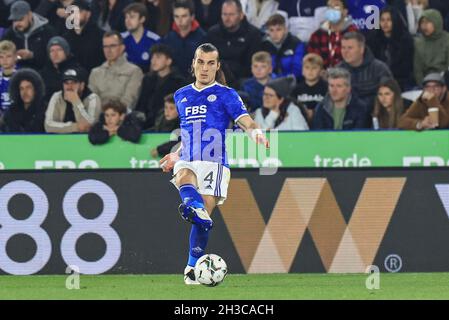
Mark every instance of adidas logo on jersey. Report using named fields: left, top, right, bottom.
left=181, top=97, right=188, bottom=103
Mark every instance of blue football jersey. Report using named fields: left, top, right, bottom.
left=174, top=82, right=249, bottom=167
left=121, top=29, right=160, bottom=70
left=0, top=68, right=13, bottom=114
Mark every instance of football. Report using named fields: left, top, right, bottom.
left=194, top=254, right=228, bottom=286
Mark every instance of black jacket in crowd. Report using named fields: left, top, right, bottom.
left=93, top=0, right=133, bottom=33
left=35, top=0, right=74, bottom=35
left=2, top=68, right=46, bottom=133
left=148, top=112, right=181, bottom=157
left=206, top=17, right=263, bottom=84
left=88, top=112, right=143, bottom=145
left=312, top=94, right=371, bottom=130
left=366, top=7, right=415, bottom=89
left=338, top=47, right=393, bottom=113
left=1, top=13, right=57, bottom=70
left=194, top=0, right=224, bottom=31
left=39, top=55, right=81, bottom=102
left=62, top=19, right=105, bottom=73
left=135, top=70, right=185, bottom=129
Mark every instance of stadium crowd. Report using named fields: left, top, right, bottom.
left=1, top=0, right=449, bottom=148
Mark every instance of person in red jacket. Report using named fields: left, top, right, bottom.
left=307, top=0, right=358, bottom=68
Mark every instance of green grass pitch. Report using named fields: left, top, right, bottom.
left=0, top=273, right=448, bottom=300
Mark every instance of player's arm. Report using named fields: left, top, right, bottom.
left=236, top=114, right=269, bottom=148
left=159, top=144, right=182, bottom=173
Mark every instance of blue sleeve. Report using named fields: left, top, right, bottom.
left=173, top=90, right=180, bottom=115
left=293, top=42, right=305, bottom=79
left=224, top=89, right=249, bottom=122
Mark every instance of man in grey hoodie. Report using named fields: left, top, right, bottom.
left=1, top=0, right=56, bottom=70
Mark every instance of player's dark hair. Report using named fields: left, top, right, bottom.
left=193, top=43, right=227, bottom=86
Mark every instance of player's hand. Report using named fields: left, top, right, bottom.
left=256, top=133, right=270, bottom=148
left=159, top=152, right=179, bottom=173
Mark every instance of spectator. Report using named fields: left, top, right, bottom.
left=372, top=78, right=405, bottom=129
left=292, top=53, right=328, bottom=123
left=1, top=0, right=56, bottom=70
left=307, top=0, right=358, bottom=69
left=149, top=93, right=181, bottom=158
left=413, top=9, right=449, bottom=86
left=39, top=36, right=80, bottom=102
left=45, top=67, right=101, bottom=133
left=194, top=0, right=223, bottom=31
left=241, top=51, right=275, bottom=112
left=0, top=40, right=18, bottom=123
left=97, top=0, right=133, bottom=32
left=259, top=14, right=305, bottom=80
left=312, top=67, right=370, bottom=130
left=339, top=31, right=393, bottom=113
left=135, top=44, right=185, bottom=129
left=89, top=31, right=144, bottom=110
left=122, top=2, right=160, bottom=72
left=88, top=99, right=143, bottom=145
left=278, top=0, right=327, bottom=42
left=398, top=72, right=449, bottom=130
left=254, top=75, right=309, bottom=130
left=62, top=0, right=105, bottom=73
left=243, top=0, right=279, bottom=30
left=405, top=0, right=428, bottom=35
left=139, top=0, right=175, bottom=36
left=206, top=0, right=262, bottom=87
left=2, top=68, right=46, bottom=132
left=164, top=0, right=206, bottom=78
left=35, top=0, right=75, bottom=35
left=0, top=0, right=10, bottom=30
left=366, top=6, right=415, bottom=91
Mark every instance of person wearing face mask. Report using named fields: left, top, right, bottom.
left=307, top=0, right=358, bottom=69
left=277, top=0, right=327, bottom=42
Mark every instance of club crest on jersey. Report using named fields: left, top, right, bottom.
left=207, top=94, right=217, bottom=102
left=141, top=52, right=150, bottom=61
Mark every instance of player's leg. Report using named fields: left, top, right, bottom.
left=184, top=195, right=218, bottom=285
left=175, top=168, right=213, bottom=230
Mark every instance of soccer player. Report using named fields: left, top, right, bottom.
left=159, top=43, right=269, bottom=285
